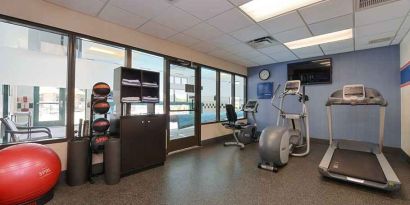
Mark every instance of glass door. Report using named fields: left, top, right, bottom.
left=166, top=60, right=200, bottom=152
left=33, top=87, right=66, bottom=126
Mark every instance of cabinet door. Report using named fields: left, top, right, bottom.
left=120, top=117, right=146, bottom=174
left=143, top=115, right=166, bottom=165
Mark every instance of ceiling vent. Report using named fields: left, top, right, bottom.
left=247, top=36, right=279, bottom=49
left=355, top=0, right=399, bottom=11
left=368, top=37, right=392, bottom=44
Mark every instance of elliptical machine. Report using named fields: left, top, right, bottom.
left=222, top=100, right=259, bottom=149
left=258, top=80, right=310, bottom=172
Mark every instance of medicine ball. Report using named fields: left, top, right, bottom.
left=92, top=118, right=110, bottom=133
left=0, top=143, right=61, bottom=205
left=93, top=82, right=110, bottom=97
left=92, top=100, right=110, bottom=114
left=91, top=135, right=110, bottom=153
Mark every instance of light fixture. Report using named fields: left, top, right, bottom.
left=284, top=29, right=353, bottom=50
left=240, top=0, right=323, bottom=22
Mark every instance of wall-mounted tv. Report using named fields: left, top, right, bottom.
left=287, top=58, right=332, bottom=85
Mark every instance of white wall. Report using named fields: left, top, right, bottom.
left=400, top=31, right=410, bottom=156
left=0, top=0, right=248, bottom=170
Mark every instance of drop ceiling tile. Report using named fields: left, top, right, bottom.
left=209, top=48, right=234, bottom=59
left=323, top=47, right=354, bottom=55
left=272, top=26, right=312, bottom=43
left=229, top=0, right=251, bottom=6
left=269, top=51, right=298, bottom=62
left=45, top=0, right=107, bottom=16
left=109, top=0, right=171, bottom=19
left=355, top=17, right=404, bottom=38
left=190, top=41, right=218, bottom=53
left=235, top=49, right=264, bottom=59
left=223, top=43, right=255, bottom=54
left=251, top=55, right=277, bottom=65
left=151, top=6, right=201, bottom=32
left=230, top=24, right=269, bottom=42
left=99, top=4, right=147, bottom=29
left=168, top=33, right=200, bottom=47
left=355, top=0, right=410, bottom=27
left=309, top=14, right=353, bottom=35
left=292, top=46, right=324, bottom=59
left=210, top=34, right=242, bottom=48
left=173, top=0, right=234, bottom=20
left=392, top=15, right=410, bottom=44
left=320, top=39, right=354, bottom=51
left=259, top=11, right=305, bottom=34
left=299, top=0, right=353, bottom=24
left=183, top=23, right=224, bottom=40
left=355, top=31, right=396, bottom=50
left=258, top=45, right=291, bottom=55
left=207, top=8, right=255, bottom=33
left=356, top=41, right=391, bottom=50
left=138, top=21, right=178, bottom=39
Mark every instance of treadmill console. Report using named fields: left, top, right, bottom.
left=284, top=80, right=301, bottom=94
left=343, top=84, right=365, bottom=101
left=243, top=100, right=258, bottom=112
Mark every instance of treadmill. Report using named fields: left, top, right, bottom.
left=318, top=84, right=401, bottom=191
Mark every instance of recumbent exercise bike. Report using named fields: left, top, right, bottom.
left=222, top=100, right=259, bottom=149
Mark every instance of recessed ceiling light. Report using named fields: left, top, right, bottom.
left=284, top=29, right=353, bottom=50
left=239, top=0, right=323, bottom=22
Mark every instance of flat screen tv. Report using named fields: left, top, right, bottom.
left=287, top=58, right=332, bottom=85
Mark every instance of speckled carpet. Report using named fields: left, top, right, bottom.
left=51, top=141, right=410, bottom=205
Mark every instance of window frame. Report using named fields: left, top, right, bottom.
left=198, top=64, right=248, bottom=125
left=200, top=67, right=218, bottom=124
left=0, top=14, right=247, bottom=148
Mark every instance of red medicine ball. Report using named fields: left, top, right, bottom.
left=0, top=143, right=61, bottom=205
left=92, top=100, right=110, bottom=114
left=91, top=135, right=110, bottom=153
left=92, top=118, right=110, bottom=133
left=93, top=82, right=110, bottom=97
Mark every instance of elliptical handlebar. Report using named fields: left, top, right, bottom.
left=271, top=84, right=282, bottom=106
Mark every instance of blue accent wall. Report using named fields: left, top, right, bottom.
left=248, top=46, right=401, bottom=147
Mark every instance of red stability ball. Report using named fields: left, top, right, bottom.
left=0, top=143, right=61, bottom=205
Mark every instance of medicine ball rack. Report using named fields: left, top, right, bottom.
left=88, top=82, right=112, bottom=183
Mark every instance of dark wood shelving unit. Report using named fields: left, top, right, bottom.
left=114, top=67, right=160, bottom=115
left=112, top=67, right=165, bottom=176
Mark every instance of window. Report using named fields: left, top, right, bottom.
left=0, top=21, right=68, bottom=144
left=201, top=68, right=217, bottom=123
left=235, top=75, right=246, bottom=119
left=220, top=72, right=233, bottom=121
left=74, top=38, right=125, bottom=129
left=131, top=50, right=164, bottom=114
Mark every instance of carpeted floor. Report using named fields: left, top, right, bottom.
left=51, top=141, right=410, bottom=205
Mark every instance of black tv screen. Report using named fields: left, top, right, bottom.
left=287, top=58, right=332, bottom=85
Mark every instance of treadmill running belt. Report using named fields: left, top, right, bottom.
left=328, top=149, right=387, bottom=184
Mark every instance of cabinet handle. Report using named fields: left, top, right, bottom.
left=148, top=120, right=151, bottom=123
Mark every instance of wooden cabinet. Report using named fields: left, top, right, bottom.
left=120, top=114, right=166, bottom=176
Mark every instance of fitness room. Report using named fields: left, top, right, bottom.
left=1, top=0, right=410, bottom=204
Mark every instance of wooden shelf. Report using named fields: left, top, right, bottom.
left=114, top=67, right=160, bottom=116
